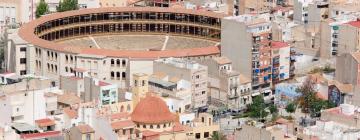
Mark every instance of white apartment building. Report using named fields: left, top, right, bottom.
left=0, top=0, right=34, bottom=31
left=4, top=29, right=32, bottom=76
left=293, top=0, right=315, bottom=24
left=0, top=77, right=58, bottom=128
left=154, top=58, right=208, bottom=109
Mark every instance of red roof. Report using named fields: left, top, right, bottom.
left=18, top=7, right=223, bottom=58
left=347, top=20, right=360, bottom=28
left=35, top=118, right=56, bottom=127
left=63, top=107, right=78, bottom=119
left=111, top=112, right=130, bottom=120
left=131, top=94, right=176, bottom=124
left=271, top=41, right=289, bottom=49
left=98, top=81, right=111, bottom=87
left=20, top=131, right=61, bottom=139
left=111, top=120, right=136, bottom=130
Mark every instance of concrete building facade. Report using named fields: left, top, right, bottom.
left=154, top=58, right=208, bottom=108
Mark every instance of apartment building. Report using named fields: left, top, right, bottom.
left=0, top=0, right=34, bottom=31
left=335, top=51, right=360, bottom=87
left=293, top=0, right=315, bottom=24
left=271, top=41, right=291, bottom=84
left=4, top=29, right=32, bottom=76
left=198, top=57, right=252, bottom=110
left=221, top=14, right=273, bottom=101
left=154, top=58, right=208, bottom=109
left=0, top=77, right=58, bottom=127
left=60, top=71, right=119, bottom=106
left=336, top=20, right=360, bottom=55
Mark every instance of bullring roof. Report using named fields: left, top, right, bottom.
left=18, top=7, right=224, bottom=58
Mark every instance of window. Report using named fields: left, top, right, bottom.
left=122, top=60, right=126, bottom=66
left=150, top=125, right=153, bottom=129
left=86, top=134, right=91, bottom=140
left=20, top=58, right=26, bottom=64
left=157, top=125, right=160, bottom=129
left=142, top=80, right=146, bottom=86
left=195, top=133, right=201, bottom=139
left=20, top=70, right=26, bottom=75
left=20, top=47, right=26, bottom=52
left=122, top=72, right=126, bottom=79
left=204, top=132, right=209, bottom=138
left=143, top=125, right=146, bottom=128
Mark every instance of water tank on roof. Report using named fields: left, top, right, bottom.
left=340, top=104, right=355, bottom=116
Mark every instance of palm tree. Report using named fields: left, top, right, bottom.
left=211, top=132, right=227, bottom=140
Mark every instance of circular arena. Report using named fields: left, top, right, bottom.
left=18, top=7, right=223, bottom=86
left=19, top=7, right=223, bottom=58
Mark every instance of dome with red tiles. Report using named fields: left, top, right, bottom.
left=131, top=95, right=176, bottom=124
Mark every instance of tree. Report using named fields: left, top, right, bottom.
left=35, top=0, right=49, bottom=18
left=57, top=0, right=78, bottom=12
left=211, top=131, right=227, bottom=140
left=269, top=104, right=278, bottom=114
left=285, top=102, right=296, bottom=114
left=249, top=95, right=268, bottom=120
left=296, top=76, right=317, bottom=114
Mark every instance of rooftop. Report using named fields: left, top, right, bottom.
left=63, top=107, right=78, bottom=119
left=35, top=118, right=56, bottom=127
left=76, top=124, right=95, bottom=134
left=111, top=120, right=136, bottom=130
left=131, top=94, right=176, bottom=124
left=347, top=20, right=360, bottom=28
left=212, top=57, right=232, bottom=65
left=57, top=93, right=81, bottom=105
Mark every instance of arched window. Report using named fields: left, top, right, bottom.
left=122, top=60, right=126, bottom=66
left=111, top=59, right=114, bottom=65
left=116, top=59, right=120, bottom=66
left=122, top=72, right=126, bottom=79
left=65, top=67, right=68, bottom=72
left=150, top=125, right=153, bottom=129
left=157, top=125, right=160, bottom=129
left=117, top=72, right=121, bottom=79
left=111, top=71, right=115, bottom=79
left=127, top=104, right=131, bottom=111
left=163, top=124, right=166, bottom=128
left=120, top=105, right=124, bottom=112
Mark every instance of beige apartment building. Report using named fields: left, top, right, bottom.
left=198, top=57, right=252, bottom=110
left=0, top=0, right=34, bottom=29
left=221, top=15, right=273, bottom=100
left=337, top=21, right=360, bottom=56
left=335, top=51, right=360, bottom=87
left=154, top=58, right=208, bottom=108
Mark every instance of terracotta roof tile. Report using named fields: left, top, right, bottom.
left=271, top=41, right=289, bottom=49
left=131, top=94, right=176, bottom=124
left=111, top=120, right=136, bottom=130
left=111, top=112, right=130, bottom=120
left=76, top=124, right=94, bottom=133
left=347, top=20, right=360, bottom=28
left=20, top=131, right=61, bottom=139
left=35, top=118, right=56, bottom=127
left=63, top=107, right=78, bottom=119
